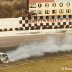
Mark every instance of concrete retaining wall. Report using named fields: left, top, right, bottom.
left=0, top=15, right=72, bottom=32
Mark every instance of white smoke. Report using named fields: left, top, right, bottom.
left=7, top=34, right=72, bottom=62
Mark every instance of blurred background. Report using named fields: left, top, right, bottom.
left=0, top=0, right=27, bottom=18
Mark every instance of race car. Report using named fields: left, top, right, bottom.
left=0, top=52, right=9, bottom=63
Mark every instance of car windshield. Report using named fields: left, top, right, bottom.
left=2, top=54, right=7, bottom=57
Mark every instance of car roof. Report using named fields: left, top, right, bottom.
left=0, top=52, right=6, bottom=55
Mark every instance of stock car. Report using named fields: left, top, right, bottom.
left=0, top=52, right=9, bottom=63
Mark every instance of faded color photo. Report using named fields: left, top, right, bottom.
left=0, top=0, right=72, bottom=72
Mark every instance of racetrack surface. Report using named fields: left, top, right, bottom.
left=0, top=33, right=72, bottom=72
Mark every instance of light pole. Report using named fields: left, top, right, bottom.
left=27, top=0, right=29, bottom=14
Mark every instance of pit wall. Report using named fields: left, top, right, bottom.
left=0, top=15, right=72, bottom=32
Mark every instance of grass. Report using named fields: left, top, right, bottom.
left=0, top=52, right=72, bottom=72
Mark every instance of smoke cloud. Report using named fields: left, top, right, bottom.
left=7, top=34, right=72, bottom=62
